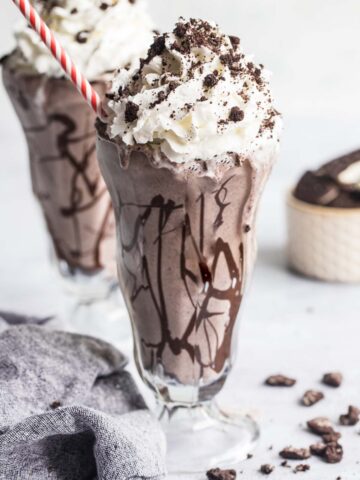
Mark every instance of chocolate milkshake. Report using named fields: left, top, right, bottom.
left=3, top=0, right=154, bottom=294
left=97, top=19, right=282, bottom=403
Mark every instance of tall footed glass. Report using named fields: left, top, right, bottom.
left=2, top=59, right=117, bottom=301
left=97, top=134, right=275, bottom=472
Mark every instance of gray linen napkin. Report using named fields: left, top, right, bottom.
left=0, top=319, right=166, bottom=480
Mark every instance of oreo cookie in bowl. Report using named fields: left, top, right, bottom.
left=287, top=150, right=360, bottom=282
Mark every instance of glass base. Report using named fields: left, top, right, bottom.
left=157, top=402, right=259, bottom=474
left=62, top=288, right=132, bottom=348
left=56, top=258, right=118, bottom=303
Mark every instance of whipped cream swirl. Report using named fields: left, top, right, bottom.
left=104, top=18, right=282, bottom=174
left=11, top=0, right=155, bottom=80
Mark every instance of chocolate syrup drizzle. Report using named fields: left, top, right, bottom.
left=117, top=176, right=245, bottom=380
left=26, top=113, right=113, bottom=271
left=3, top=68, right=115, bottom=273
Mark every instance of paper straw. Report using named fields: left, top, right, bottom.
left=12, top=0, right=105, bottom=118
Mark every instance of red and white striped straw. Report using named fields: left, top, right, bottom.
left=12, top=0, right=105, bottom=118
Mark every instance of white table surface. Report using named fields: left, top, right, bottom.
left=1, top=112, right=360, bottom=480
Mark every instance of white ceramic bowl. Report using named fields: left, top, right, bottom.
left=287, top=193, right=360, bottom=283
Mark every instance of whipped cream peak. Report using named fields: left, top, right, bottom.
left=104, top=18, right=282, bottom=176
left=10, top=0, right=155, bottom=80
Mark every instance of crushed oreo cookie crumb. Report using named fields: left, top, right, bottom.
left=260, top=464, right=274, bottom=475
left=324, top=443, right=343, bottom=464
left=148, top=34, right=166, bottom=60
left=204, top=73, right=218, bottom=88
left=206, top=468, right=237, bottom=480
left=302, top=390, right=324, bottom=407
left=265, top=375, right=296, bottom=387
left=294, top=464, right=310, bottom=473
left=229, top=107, right=244, bottom=122
left=174, top=22, right=187, bottom=38
left=310, top=442, right=327, bottom=457
left=50, top=400, right=62, bottom=410
left=322, top=431, right=341, bottom=443
left=125, top=102, right=139, bottom=123
left=322, top=372, right=343, bottom=388
left=229, top=35, right=240, bottom=47
left=279, top=447, right=311, bottom=461
left=75, top=30, right=90, bottom=44
left=339, top=405, right=360, bottom=426
left=307, top=417, right=334, bottom=436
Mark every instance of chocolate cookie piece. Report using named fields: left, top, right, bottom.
left=294, top=150, right=360, bottom=208
left=322, top=372, right=343, bottom=388
left=265, top=375, right=296, bottom=387
left=302, top=390, right=324, bottom=407
left=294, top=464, right=310, bottom=473
left=307, top=417, right=334, bottom=435
left=294, top=171, right=339, bottom=206
left=324, top=443, right=343, bottom=464
left=206, top=468, right=237, bottom=480
left=279, top=447, right=311, bottom=460
left=310, top=442, right=327, bottom=457
left=339, top=405, right=360, bottom=426
left=318, top=150, right=360, bottom=184
left=322, top=431, right=341, bottom=443
left=260, top=464, right=274, bottom=475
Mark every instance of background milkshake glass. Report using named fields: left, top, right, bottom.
left=97, top=19, right=282, bottom=471
left=2, top=0, right=154, bottom=302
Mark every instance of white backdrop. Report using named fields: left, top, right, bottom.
left=1, top=8, right=360, bottom=478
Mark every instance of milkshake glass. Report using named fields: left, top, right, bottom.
left=97, top=19, right=282, bottom=471
left=3, top=0, right=154, bottom=301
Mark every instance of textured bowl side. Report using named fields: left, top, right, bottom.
left=287, top=194, right=360, bottom=283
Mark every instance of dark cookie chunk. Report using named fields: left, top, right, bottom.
left=148, top=35, right=166, bottom=59
left=302, top=390, right=324, bottom=407
left=294, top=171, right=339, bottom=206
left=206, top=468, right=236, bottom=480
left=322, top=372, right=343, bottom=388
left=75, top=30, right=90, bottom=44
left=50, top=400, right=62, bottom=410
left=204, top=73, right=218, bottom=88
left=322, top=431, right=341, bottom=443
left=229, top=107, right=244, bottom=122
left=339, top=405, right=360, bottom=426
left=318, top=150, right=360, bottom=183
left=280, top=460, right=290, bottom=468
left=229, top=36, right=240, bottom=48
left=324, top=443, right=343, bottom=464
left=265, top=375, right=296, bottom=387
left=310, top=442, right=327, bottom=457
left=125, top=102, right=139, bottom=123
left=279, top=447, right=311, bottom=461
left=260, top=464, right=274, bottom=475
left=294, top=464, right=310, bottom=473
left=307, top=417, right=334, bottom=435
left=174, top=22, right=187, bottom=38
